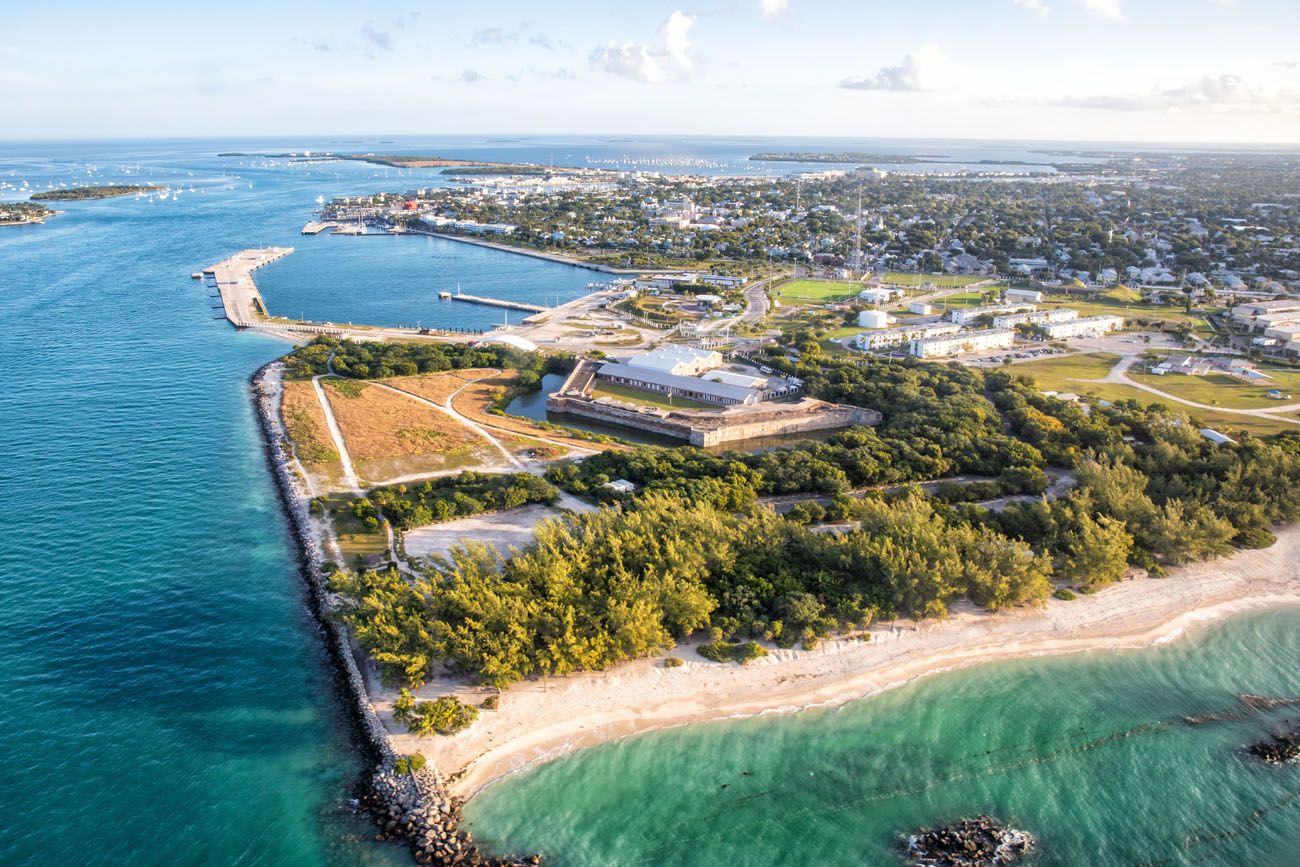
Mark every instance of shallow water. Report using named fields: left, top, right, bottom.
left=466, top=609, right=1300, bottom=866
left=3, top=136, right=1298, bottom=866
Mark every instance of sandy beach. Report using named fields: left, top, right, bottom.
left=373, top=525, right=1300, bottom=800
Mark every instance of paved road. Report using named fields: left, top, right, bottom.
left=1080, top=353, right=1300, bottom=425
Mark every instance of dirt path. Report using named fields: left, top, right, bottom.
left=311, top=374, right=363, bottom=494
left=369, top=378, right=524, bottom=469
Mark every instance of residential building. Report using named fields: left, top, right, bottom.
left=855, top=322, right=960, bottom=351
left=1040, top=315, right=1125, bottom=339
left=992, top=309, right=1078, bottom=329
left=949, top=303, right=1036, bottom=326
left=908, top=328, right=1015, bottom=358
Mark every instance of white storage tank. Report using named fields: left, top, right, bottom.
left=858, top=309, right=891, bottom=329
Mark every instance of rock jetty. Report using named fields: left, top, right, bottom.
left=1247, top=728, right=1300, bottom=765
left=905, top=816, right=1034, bottom=866
left=250, top=362, right=538, bottom=866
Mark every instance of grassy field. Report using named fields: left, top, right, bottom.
left=777, top=279, right=861, bottom=303
left=381, top=369, right=494, bottom=405
left=931, top=291, right=995, bottom=310
left=1039, top=296, right=1217, bottom=331
left=281, top=380, right=339, bottom=465
left=590, top=382, right=714, bottom=410
left=318, top=493, right=389, bottom=566
left=1010, top=352, right=1123, bottom=392
left=322, top=377, right=489, bottom=481
left=879, top=272, right=992, bottom=288
left=1130, top=370, right=1300, bottom=410
left=1012, top=353, right=1299, bottom=436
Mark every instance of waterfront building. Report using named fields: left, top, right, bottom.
left=908, top=328, right=1015, bottom=358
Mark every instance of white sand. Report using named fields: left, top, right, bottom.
left=372, top=525, right=1300, bottom=800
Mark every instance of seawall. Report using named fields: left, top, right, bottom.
left=249, top=361, right=537, bottom=867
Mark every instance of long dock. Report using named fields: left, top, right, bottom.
left=201, top=247, right=293, bottom=327
left=445, top=291, right=548, bottom=314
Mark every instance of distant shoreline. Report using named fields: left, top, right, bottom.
left=30, top=184, right=162, bottom=201
left=413, top=229, right=662, bottom=274
left=383, top=526, right=1300, bottom=800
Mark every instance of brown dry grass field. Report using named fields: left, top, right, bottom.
left=380, top=368, right=498, bottom=405
left=281, top=380, right=343, bottom=485
left=449, top=370, right=628, bottom=453
left=321, top=378, right=490, bottom=481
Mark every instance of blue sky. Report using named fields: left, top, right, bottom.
left=4, top=0, right=1299, bottom=142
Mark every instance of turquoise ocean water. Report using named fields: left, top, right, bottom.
left=2, top=137, right=1298, bottom=866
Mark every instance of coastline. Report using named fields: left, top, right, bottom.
left=394, top=526, right=1300, bottom=801
left=249, top=361, right=536, bottom=867
left=414, top=230, right=674, bottom=275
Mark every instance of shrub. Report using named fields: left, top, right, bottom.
left=394, top=753, right=427, bottom=775
left=480, top=695, right=499, bottom=711
left=393, top=689, right=479, bottom=736
left=1053, top=587, right=1077, bottom=601
left=698, top=640, right=769, bottom=665
left=663, top=656, right=684, bottom=668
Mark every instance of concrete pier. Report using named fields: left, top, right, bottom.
left=201, top=247, right=293, bottom=327
left=446, top=291, right=548, bottom=314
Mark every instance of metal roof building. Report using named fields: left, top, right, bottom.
left=596, top=362, right=758, bottom=406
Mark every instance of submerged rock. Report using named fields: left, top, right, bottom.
left=1247, top=729, right=1300, bottom=765
left=904, top=816, right=1034, bottom=866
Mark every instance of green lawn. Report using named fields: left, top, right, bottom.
left=318, top=493, right=389, bottom=567
left=1129, top=370, right=1300, bottom=410
left=1038, top=296, right=1217, bottom=330
left=591, top=382, right=714, bottom=411
left=879, top=272, right=992, bottom=288
left=777, top=279, right=861, bottom=304
left=1010, top=352, right=1122, bottom=392
left=1012, top=354, right=1299, bottom=436
left=930, top=291, right=996, bottom=310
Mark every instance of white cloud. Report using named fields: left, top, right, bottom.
left=1081, top=0, right=1125, bottom=20
left=1054, top=74, right=1300, bottom=113
left=839, top=45, right=963, bottom=92
left=760, top=0, right=790, bottom=19
left=1013, top=0, right=1051, bottom=16
left=590, top=11, right=701, bottom=83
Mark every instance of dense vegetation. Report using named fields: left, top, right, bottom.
left=281, top=336, right=568, bottom=386
left=372, top=472, right=558, bottom=531
left=30, top=184, right=161, bottom=200
left=0, top=202, right=51, bottom=223
left=328, top=352, right=1300, bottom=693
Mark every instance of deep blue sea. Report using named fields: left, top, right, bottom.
left=2, top=136, right=1299, bottom=866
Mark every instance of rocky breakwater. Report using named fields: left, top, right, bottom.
left=1247, top=728, right=1300, bottom=765
left=904, top=816, right=1034, bottom=866
left=367, top=766, right=540, bottom=866
left=249, top=362, right=538, bottom=866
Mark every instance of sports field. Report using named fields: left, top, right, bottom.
left=777, top=279, right=861, bottom=303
